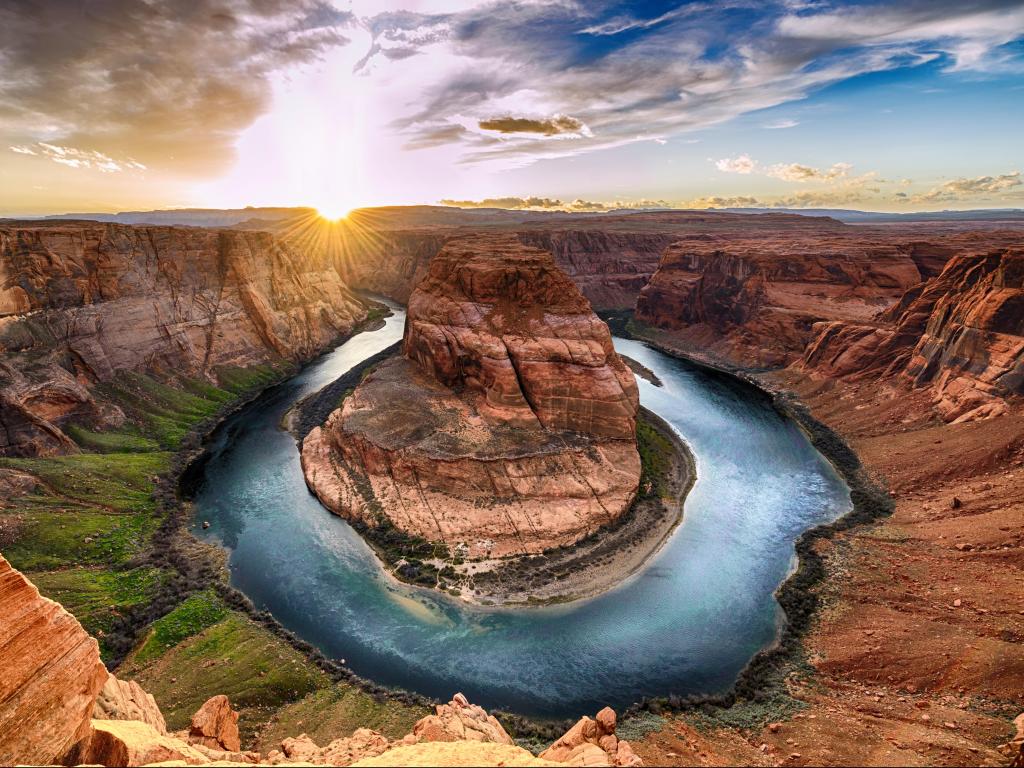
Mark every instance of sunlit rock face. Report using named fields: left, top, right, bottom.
left=0, top=222, right=368, bottom=456
left=302, top=233, right=641, bottom=558
left=633, top=231, right=1022, bottom=370
left=0, top=554, right=108, bottom=766
left=800, top=247, right=1024, bottom=422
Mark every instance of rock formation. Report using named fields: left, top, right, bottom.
left=302, top=234, right=641, bottom=558
left=634, top=234, right=962, bottom=368
left=93, top=673, right=168, bottom=735
left=0, top=221, right=368, bottom=456
left=0, top=554, right=108, bottom=766
left=539, top=706, right=642, bottom=767
left=188, top=694, right=241, bottom=752
left=800, top=247, right=1023, bottom=421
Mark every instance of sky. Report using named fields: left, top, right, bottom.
left=1, top=0, right=1023, bottom=216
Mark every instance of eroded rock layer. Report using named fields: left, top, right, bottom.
left=0, top=554, right=108, bottom=766
left=303, top=233, right=640, bottom=558
left=0, top=222, right=368, bottom=456
left=800, top=247, right=1024, bottom=421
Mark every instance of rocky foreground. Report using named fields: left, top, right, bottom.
left=0, top=553, right=643, bottom=767
left=302, top=233, right=640, bottom=560
left=0, top=222, right=368, bottom=457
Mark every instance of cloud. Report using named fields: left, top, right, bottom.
left=685, top=195, right=763, bottom=208
left=0, top=1, right=354, bottom=175
left=715, top=155, right=757, bottom=174
left=439, top=196, right=671, bottom=211
left=358, top=0, right=1024, bottom=167
left=764, top=119, right=799, bottom=129
left=715, top=155, right=853, bottom=182
left=478, top=115, right=587, bottom=136
left=912, top=172, right=1022, bottom=202
left=10, top=142, right=146, bottom=172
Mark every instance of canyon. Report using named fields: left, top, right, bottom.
left=0, top=222, right=369, bottom=457
left=0, top=208, right=1022, bottom=767
left=301, top=233, right=642, bottom=562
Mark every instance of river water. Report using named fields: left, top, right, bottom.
left=191, top=302, right=851, bottom=717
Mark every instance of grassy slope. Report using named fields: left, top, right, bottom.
left=0, top=362, right=423, bottom=749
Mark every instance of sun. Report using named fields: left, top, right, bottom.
left=316, top=202, right=352, bottom=221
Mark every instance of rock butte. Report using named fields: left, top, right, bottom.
left=302, top=233, right=641, bottom=558
left=0, top=222, right=368, bottom=457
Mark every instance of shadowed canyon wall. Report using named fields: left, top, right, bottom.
left=0, top=222, right=368, bottom=456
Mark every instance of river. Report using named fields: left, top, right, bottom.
left=191, top=301, right=851, bottom=717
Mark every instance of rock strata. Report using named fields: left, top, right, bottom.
left=303, top=234, right=641, bottom=558
left=0, top=554, right=108, bottom=766
left=800, top=248, right=1024, bottom=421
left=0, top=221, right=368, bottom=456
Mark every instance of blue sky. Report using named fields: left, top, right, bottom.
left=2, top=0, right=1023, bottom=214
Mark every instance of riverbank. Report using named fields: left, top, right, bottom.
left=457, top=406, right=694, bottom=606
left=619, top=318, right=1020, bottom=767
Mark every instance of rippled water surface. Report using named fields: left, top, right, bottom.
left=192, top=303, right=851, bottom=717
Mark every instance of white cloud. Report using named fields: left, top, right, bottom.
left=764, top=119, right=799, bottom=129
left=912, top=171, right=1022, bottom=202
left=715, top=154, right=756, bottom=174
left=12, top=142, right=147, bottom=172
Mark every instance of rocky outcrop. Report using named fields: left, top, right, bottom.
left=634, top=235, right=945, bottom=368
left=188, top=694, right=241, bottom=752
left=0, top=221, right=368, bottom=456
left=74, top=719, right=210, bottom=766
left=800, top=248, right=1024, bottom=421
left=539, top=707, right=641, bottom=767
left=93, top=673, right=167, bottom=735
left=302, top=234, right=640, bottom=558
left=412, top=692, right=513, bottom=744
left=350, top=741, right=561, bottom=766
left=0, top=554, right=108, bottom=765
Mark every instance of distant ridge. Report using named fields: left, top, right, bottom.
left=715, top=207, right=1024, bottom=223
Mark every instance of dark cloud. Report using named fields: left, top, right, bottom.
left=478, top=115, right=584, bottom=136
left=0, top=0, right=354, bottom=174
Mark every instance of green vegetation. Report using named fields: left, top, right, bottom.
left=255, top=684, right=429, bottom=751
left=637, top=416, right=674, bottom=499
left=122, top=610, right=332, bottom=742
left=132, top=590, right=229, bottom=665
left=31, top=566, right=161, bottom=655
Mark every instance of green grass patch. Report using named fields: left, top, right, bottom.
left=124, top=610, right=332, bottom=743
left=2, top=508, right=156, bottom=571
left=132, top=589, right=229, bottom=665
left=66, top=424, right=162, bottom=453
left=31, top=566, right=162, bottom=656
left=0, top=452, right=168, bottom=513
left=637, top=416, right=674, bottom=499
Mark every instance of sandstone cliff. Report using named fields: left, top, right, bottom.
left=800, top=247, right=1024, bottom=421
left=0, top=222, right=368, bottom=456
left=303, top=233, right=640, bottom=559
left=0, top=554, right=108, bottom=765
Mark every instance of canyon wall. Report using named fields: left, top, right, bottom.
left=0, top=222, right=368, bottom=456
left=303, top=233, right=640, bottom=558
left=800, top=247, right=1024, bottom=421
left=633, top=231, right=1022, bottom=369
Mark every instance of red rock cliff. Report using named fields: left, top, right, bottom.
left=302, top=234, right=641, bottom=558
left=0, top=222, right=368, bottom=456
left=800, top=247, right=1024, bottom=421
left=633, top=233, right=1003, bottom=368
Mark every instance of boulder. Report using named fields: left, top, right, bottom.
left=412, top=693, right=514, bottom=745
left=93, top=672, right=168, bottom=735
left=188, top=694, right=241, bottom=752
left=74, top=719, right=209, bottom=766
left=540, top=707, right=642, bottom=767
